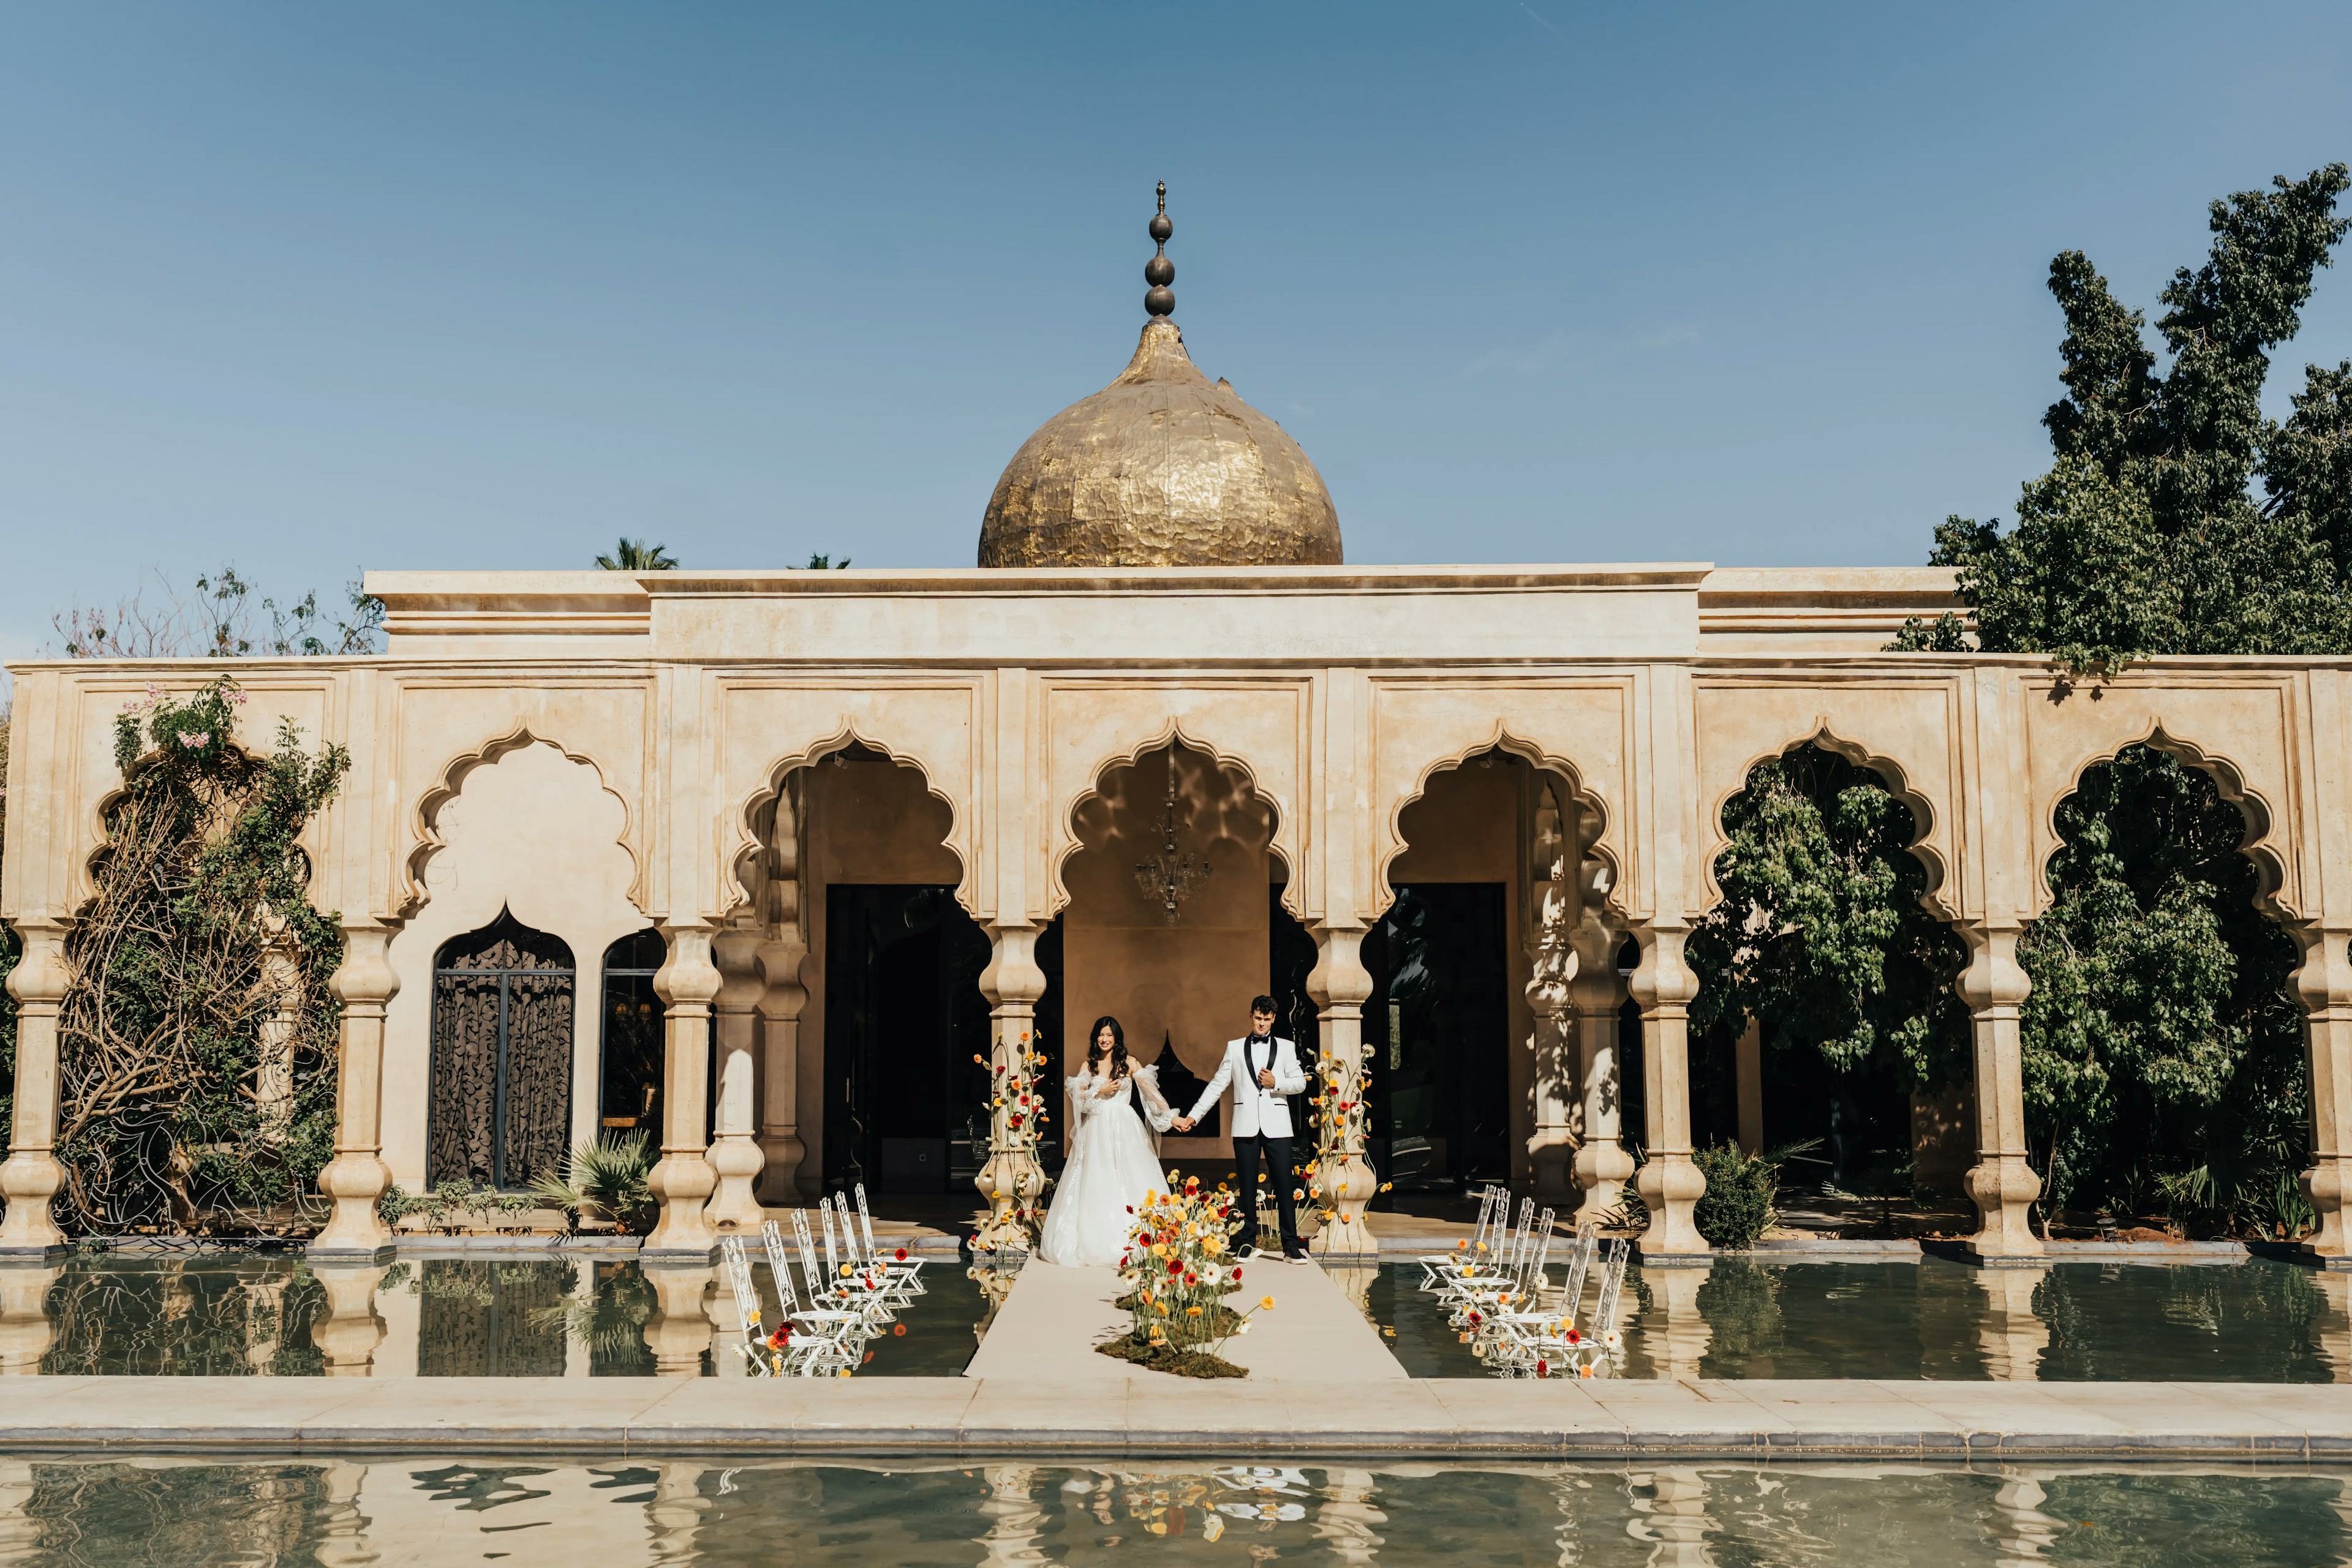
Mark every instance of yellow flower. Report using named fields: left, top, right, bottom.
left=1185, top=1305, right=1202, bottom=1317
left=1258, top=1295, right=1276, bottom=1311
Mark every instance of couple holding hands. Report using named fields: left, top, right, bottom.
left=1036, top=995, right=1314, bottom=1268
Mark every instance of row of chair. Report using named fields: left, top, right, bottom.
left=1421, top=1186, right=1630, bottom=1378
left=719, top=1183, right=930, bottom=1376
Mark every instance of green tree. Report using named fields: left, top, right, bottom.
left=2019, top=747, right=2303, bottom=1223
left=1907, top=164, right=2352, bottom=671
left=1689, top=746, right=1969, bottom=1164
left=1895, top=165, right=2348, bottom=1231
left=594, top=538, right=677, bottom=571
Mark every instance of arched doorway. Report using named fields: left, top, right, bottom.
left=428, top=909, right=575, bottom=1189
left=1061, top=739, right=1281, bottom=1167
left=1365, top=747, right=1533, bottom=1196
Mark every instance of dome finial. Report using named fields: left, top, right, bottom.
left=1144, top=180, right=1175, bottom=318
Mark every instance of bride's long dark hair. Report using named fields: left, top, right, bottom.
left=1084, top=1015, right=1130, bottom=1082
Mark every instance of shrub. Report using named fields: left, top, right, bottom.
left=1692, top=1142, right=1781, bottom=1250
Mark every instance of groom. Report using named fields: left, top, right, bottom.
left=1172, top=994, right=1311, bottom=1262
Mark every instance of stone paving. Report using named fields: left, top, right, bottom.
left=963, top=1256, right=1406, bottom=1384
left=1, top=1375, right=2347, bottom=1459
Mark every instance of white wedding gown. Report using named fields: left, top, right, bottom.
left=1038, top=1064, right=1177, bottom=1267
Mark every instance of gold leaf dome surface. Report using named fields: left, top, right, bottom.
left=977, top=317, right=1343, bottom=568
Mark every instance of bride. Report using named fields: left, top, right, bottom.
left=1038, top=1015, right=1177, bottom=1267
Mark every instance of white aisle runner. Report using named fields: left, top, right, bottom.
left=962, top=1258, right=1408, bottom=1384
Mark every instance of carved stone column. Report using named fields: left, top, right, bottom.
left=0, top=921, right=69, bottom=1256
left=973, top=923, right=1048, bottom=1251
left=1306, top=922, right=1379, bottom=1257
left=2293, top=924, right=2352, bottom=1264
left=755, top=932, right=809, bottom=1204
left=1630, top=925, right=1708, bottom=1258
left=644, top=924, right=722, bottom=1257
left=1524, top=778, right=1578, bottom=1203
left=755, top=783, right=810, bottom=1203
left=704, top=926, right=767, bottom=1232
left=312, top=924, right=399, bottom=1259
left=1957, top=924, right=2045, bottom=1261
left=1569, top=904, right=1635, bottom=1227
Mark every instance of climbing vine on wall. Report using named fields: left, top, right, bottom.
left=53, top=679, right=349, bottom=1234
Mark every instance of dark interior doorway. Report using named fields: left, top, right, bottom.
left=597, top=928, right=666, bottom=1140
left=1361, top=883, right=1511, bottom=1194
left=823, top=884, right=991, bottom=1193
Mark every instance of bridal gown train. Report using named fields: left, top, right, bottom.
left=1037, top=1064, right=1177, bottom=1267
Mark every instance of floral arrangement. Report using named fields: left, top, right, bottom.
left=1297, top=1042, right=1392, bottom=1232
left=1101, top=1170, right=1275, bottom=1376
left=974, top=1028, right=1054, bottom=1237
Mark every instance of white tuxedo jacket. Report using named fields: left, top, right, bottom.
left=1186, top=1035, right=1309, bottom=1139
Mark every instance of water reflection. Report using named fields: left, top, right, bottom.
left=0, top=1457, right=2345, bottom=1566
left=0, top=1251, right=992, bottom=1379
left=1365, top=1256, right=2352, bottom=1382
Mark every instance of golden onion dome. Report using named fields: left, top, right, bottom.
left=978, top=184, right=1342, bottom=569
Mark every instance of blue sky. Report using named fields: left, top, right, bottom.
left=2, top=3, right=2348, bottom=662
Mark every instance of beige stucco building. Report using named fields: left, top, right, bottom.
left=6, top=208, right=2351, bottom=1268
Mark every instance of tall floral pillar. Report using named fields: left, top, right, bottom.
left=704, top=925, right=766, bottom=1231
left=1306, top=922, right=1378, bottom=1257
left=1957, top=924, right=2045, bottom=1260
left=1523, top=779, right=1578, bottom=1203
left=973, top=922, right=1048, bottom=1251
left=644, top=923, right=722, bottom=1257
left=1629, top=924, right=1707, bottom=1258
left=1567, top=903, right=1634, bottom=1227
left=312, top=924, right=399, bottom=1259
left=0, top=921, right=69, bottom=1256
left=754, top=781, right=809, bottom=1202
left=2293, top=924, right=2352, bottom=1263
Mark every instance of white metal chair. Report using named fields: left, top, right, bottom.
left=1419, top=1185, right=1505, bottom=1288
left=753, top=1220, right=868, bottom=1375
left=853, top=1182, right=930, bottom=1297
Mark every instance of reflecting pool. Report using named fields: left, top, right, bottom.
left=0, top=1455, right=2345, bottom=1566
left=0, top=1253, right=1001, bottom=1378
left=1359, top=1256, right=2352, bottom=1381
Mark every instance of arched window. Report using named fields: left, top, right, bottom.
left=598, top=928, right=667, bottom=1136
left=429, top=910, right=575, bottom=1189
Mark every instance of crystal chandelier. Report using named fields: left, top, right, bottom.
left=1134, top=751, right=1211, bottom=923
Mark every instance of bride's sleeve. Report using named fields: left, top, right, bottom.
left=1132, top=1064, right=1178, bottom=1133
left=1063, top=1072, right=1096, bottom=1121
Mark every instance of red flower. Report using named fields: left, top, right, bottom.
left=1184, top=1273, right=1197, bottom=1286
left=1468, top=1311, right=1482, bottom=1325
left=1008, top=1115, right=1024, bottom=1129
left=1167, top=1259, right=1181, bottom=1274
left=1565, top=1329, right=1581, bottom=1344
left=894, top=1248, right=908, bottom=1262
left=1536, top=1360, right=1550, bottom=1378
left=766, top=1324, right=791, bottom=1348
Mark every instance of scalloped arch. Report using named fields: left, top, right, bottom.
left=1376, top=722, right=1623, bottom=922
left=402, top=726, right=644, bottom=921
left=1700, top=719, right=1953, bottom=921
left=2032, top=722, right=2288, bottom=921
left=728, top=721, right=975, bottom=921
left=1047, top=719, right=1298, bottom=922
left=79, top=730, right=276, bottom=910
